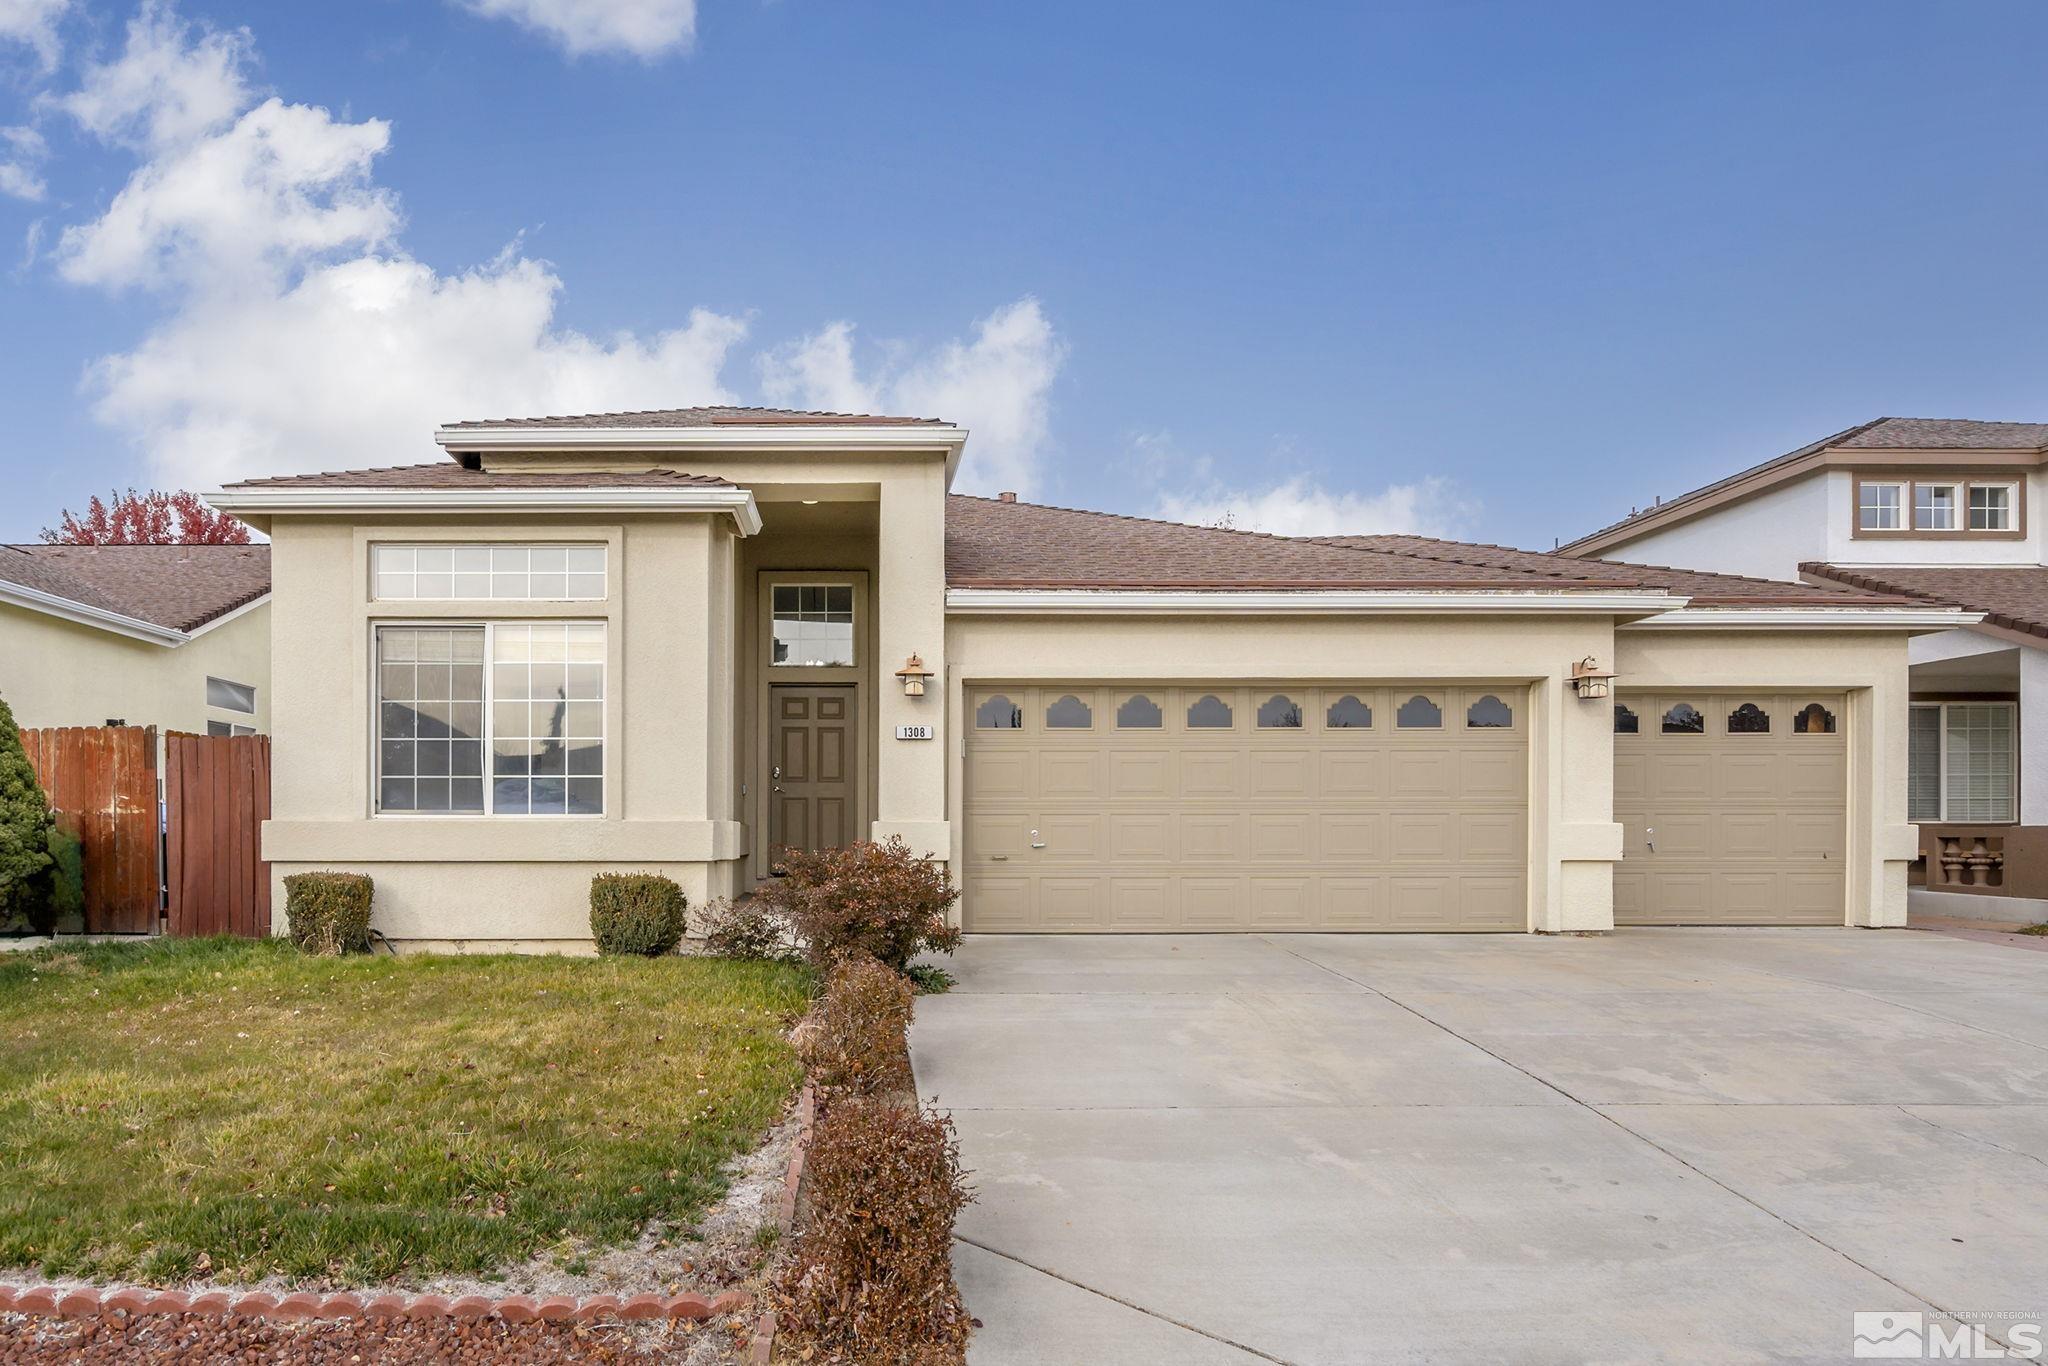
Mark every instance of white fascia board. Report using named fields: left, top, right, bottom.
left=207, top=486, right=764, bottom=536
left=0, top=580, right=188, bottom=646
left=182, top=592, right=272, bottom=640
left=1625, top=606, right=1985, bottom=630
left=945, top=588, right=1693, bottom=614
left=434, top=425, right=968, bottom=455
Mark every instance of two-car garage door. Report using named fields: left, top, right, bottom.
left=963, top=683, right=1529, bottom=932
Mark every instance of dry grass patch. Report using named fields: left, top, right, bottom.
left=0, top=937, right=809, bottom=1286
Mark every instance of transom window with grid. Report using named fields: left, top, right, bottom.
left=373, top=544, right=606, bottom=600
left=375, top=622, right=605, bottom=816
left=771, top=584, right=854, bottom=667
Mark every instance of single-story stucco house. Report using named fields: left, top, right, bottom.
left=208, top=408, right=1975, bottom=951
left=0, top=543, right=271, bottom=735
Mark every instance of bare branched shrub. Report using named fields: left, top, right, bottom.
left=795, top=956, right=915, bottom=1096
left=753, top=837, right=962, bottom=973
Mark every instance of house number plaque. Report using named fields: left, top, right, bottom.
left=895, top=725, right=935, bottom=740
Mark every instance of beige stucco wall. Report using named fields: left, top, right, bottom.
left=1614, top=627, right=1916, bottom=928
left=0, top=599, right=271, bottom=734
left=261, top=513, right=745, bottom=947
left=943, top=612, right=1624, bottom=933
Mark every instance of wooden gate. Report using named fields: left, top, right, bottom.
left=165, top=732, right=272, bottom=938
left=18, top=725, right=162, bottom=934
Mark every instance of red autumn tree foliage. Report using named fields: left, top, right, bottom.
left=39, top=489, right=251, bottom=545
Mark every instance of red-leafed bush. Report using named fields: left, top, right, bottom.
left=774, top=1096, right=973, bottom=1364
left=793, top=956, right=915, bottom=1097
left=755, top=837, right=961, bottom=973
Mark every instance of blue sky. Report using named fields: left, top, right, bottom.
left=2, top=1, right=2044, bottom=548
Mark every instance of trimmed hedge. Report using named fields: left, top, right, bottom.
left=794, top=956, right=916, bottom=1097
left=589, top=872, right=687, bottom=957
left=753, top=837, right=962, bottom=973
left=282, top=871, right=374, bottom=954
left=774, top=1096, right=974, bottom=1364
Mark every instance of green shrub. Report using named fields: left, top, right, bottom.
left=695, top=896, right=790, bottom=961
left=754, top=838, right=962, bottom=973
left=282, top=871, right=374, bottom=954
left=773, top=1096, right=974, bottom=1364
left=43, top=826, right=84, bottom=934
left=0, top=695, right=56, bottom=936
left=795, top=956, right=915, bottom=1096
left=589, top=872, right=686, bottom=956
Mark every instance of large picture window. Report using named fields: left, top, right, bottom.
left=1908, top=702, right=2015, bottom=823
left=375, top=622, right=604, bottom=816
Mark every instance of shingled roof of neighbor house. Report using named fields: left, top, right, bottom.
left=1800, top=563, right=2048, bottom=639
left=0, top=544, right=271, bottom=632
left=1561, top=417, right=2048, bottom=554
left=439, top=406, right=955, bottom=430
left=944, top=495, right=1908, bottom=600
left=220, top=463, right=734, bottom=489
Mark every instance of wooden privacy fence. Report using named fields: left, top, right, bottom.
left=18, top=725, right=160, bottom=934
left=17, top=726, right=271, bottom=937
left=165, top=732, right=272, bottom=937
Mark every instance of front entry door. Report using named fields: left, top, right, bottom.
left=770, top=685, right=858, bottom=858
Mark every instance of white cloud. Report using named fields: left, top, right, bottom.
left=56, top=0, right=251, bottom=149
left=1139, top=433, right=1475, bottom=537
left=54, top=3, right=1058, bottom=494
left=760, top=299, right=1067, bottom=496
left=0, top=124, right=46, bottom=199
left=0, top=0, right=71, bottom=70
left=456, top=0, right=696, bottom=58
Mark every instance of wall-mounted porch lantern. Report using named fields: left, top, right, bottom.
left=895, top=654, right=935, bottom=697
left=1570, top=656, right=1615, bottom=700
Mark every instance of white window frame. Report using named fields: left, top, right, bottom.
left=1858, top=480, right=1904, bottom=531
left=371, top=543, right=607, bottom=602
left=207, top=720, right=257, bottom=738
left=1909, top=701, right=2017, bottom=824
left=372, top=619, right=607, bottom=819
left=206, top=676, right=258, bottom=715
left=1913, top=481, right=1960, bottom=531
left=1969, top=482, right=2017, bottom=531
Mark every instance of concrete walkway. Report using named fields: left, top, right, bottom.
left=911, top=930, right=2048, bottom=1364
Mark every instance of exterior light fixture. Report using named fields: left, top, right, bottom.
left=895, top=654, right=935, bottom=697
left=1570, top=656, right=1615, bottom=700
left=801, top=499, right=819, bottom=505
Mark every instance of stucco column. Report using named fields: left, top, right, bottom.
left=2022, top=646, right=2048, bottom=828
left=1543, top=633, right=1623, bottom=933
left=871, top=461, right=951, bottom=859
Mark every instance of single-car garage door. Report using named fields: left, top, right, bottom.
left=963, top=684, right=1528, bottom=932
left=1613, top=693, right=1846, bottom=925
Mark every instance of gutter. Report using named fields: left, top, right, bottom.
left=0, top=580, right=191, bottom=646
left=1623, top=606, right=1984, bottom=630
left=946, top=588, right=1694, bottom=614
left=207, top=485, right=764, bottom=536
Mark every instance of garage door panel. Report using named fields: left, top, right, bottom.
left=965, top=682, right=1527, bottom=932
left=1615, top=691, right=1846, bottom=927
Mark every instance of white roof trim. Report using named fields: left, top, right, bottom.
left=182, top=591, right=271, bottom=640
left=946, top=588, right=1693, bottom=614
left=434, top=424, right=967, bottom=455
left=1626, top=606, right=1985, bottom=630
left=208, top=485, right=764, bottom=536
left=0, top=579, right=190, bottom=646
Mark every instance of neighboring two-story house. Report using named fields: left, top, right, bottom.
left=1560, top=417, right=2048, bottom=925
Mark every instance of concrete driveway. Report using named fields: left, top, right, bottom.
left=910, top=930, right=2048, bottom=1364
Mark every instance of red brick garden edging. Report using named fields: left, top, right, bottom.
left=750, top=1081, right=817, bottom=1366
left=0, top=1282, right=749, bottom=1325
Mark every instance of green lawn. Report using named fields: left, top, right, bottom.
left=0, top=937, right=810, bottom=1285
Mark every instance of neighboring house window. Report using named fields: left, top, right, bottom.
left=372, top=544, right=605, bottom=600
left=374, top=622, right=604, bottom=816
left=1913, top=482, right=1959, bottom=531
left=206, top=676, right=257, bottom=715
left=1858, top=481, right=1903, bottom=531
left=206, top=720, right=256, bottom=738
left=771, top=584, right=854, bottom=666
left=1970, top=483, right=2015, bottom=531
left=1908, top=702, right=2016, bottom=823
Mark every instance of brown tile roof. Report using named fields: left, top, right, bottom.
left=1316, top=534, right=1908, bottom=606
left=220, top=463, right=733, bottom=490
left=441, top=406, right=953, bottom=430
left=1800, top=563, right=2048, bottom=637
left=1833, top=418, right=2048, bottom=450
left=947, top=496, right=1669, bottom=592
left=0, top=544, right=271, bottom=632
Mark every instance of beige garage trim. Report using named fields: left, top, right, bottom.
left=1613, top=692, right=1847, bottom=925
left=962, top=683, right=1529, bottom=932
